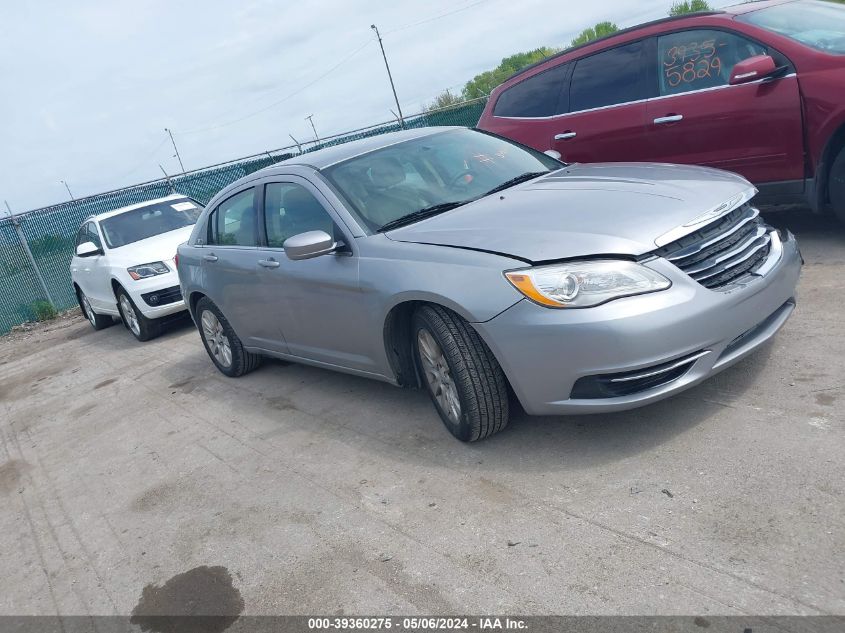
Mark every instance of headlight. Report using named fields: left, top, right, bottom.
left=127, top=261, right=170, bottom=280
left=504, top=260, right=671, bottom=308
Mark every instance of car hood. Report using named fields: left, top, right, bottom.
left=385, top=163, right=756, bottom=263
left=107, top=225, right=194, bottom=266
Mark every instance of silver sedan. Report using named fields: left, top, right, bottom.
left=177, top=127, right=801, bottom=441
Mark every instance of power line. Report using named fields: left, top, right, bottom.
left=177, top=38, right=373, bottom=135
left=173, top=1, right=493, bottom=136
left=17, top=2, right=500, bottom=206
left=403, top=81, right=467, bottom=109
left=112, top=134, right=170, bottom=182
left=382, top=0, right=491, bottom=35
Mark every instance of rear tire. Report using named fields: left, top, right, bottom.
left=829, top=147, right=845, bottom=225
left=412, top=304, right=509, bottom=442
left=76, top=289, right=113, bottom=330
left=196, top=297, right=262, bottom=377
left=116, top=288, right=160, bottom=342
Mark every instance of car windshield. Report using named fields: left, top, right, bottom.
left=322, top=128, right=562, bottom=232
left=737, top=0, right=845, bottom=54
left=100, top=198, right=202, bottom=248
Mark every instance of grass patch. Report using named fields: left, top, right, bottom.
left=31, top=300, right=58, bottom=322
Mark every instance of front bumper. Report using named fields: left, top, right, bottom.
left=125, top=270, right=186, bottom=320
left=474, top=231, right=802, bottom=415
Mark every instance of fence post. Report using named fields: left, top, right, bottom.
left=4, top=201, right=57, bottom=310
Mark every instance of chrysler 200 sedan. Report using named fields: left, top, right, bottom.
left=176, top=127, right=802, bottom=441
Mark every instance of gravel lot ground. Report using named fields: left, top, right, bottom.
left=0, top=213, right=842, bottom=617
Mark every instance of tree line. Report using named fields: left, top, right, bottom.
left=426, top=1, right=713, bottom=111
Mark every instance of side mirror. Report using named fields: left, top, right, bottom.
left=544, top=149, right=563, bottom=161
left=729, top=55, right=778, bottom=85
left=76, top=241, right=102, bottom=257
left=283, top=230, right=336, bottom=261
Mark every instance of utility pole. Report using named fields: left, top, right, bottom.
left=165, top=127, right=186, bottom=174
left=289, top=134, right=303, bottom=154
left=60, top=180, right=74, bottom=200
left=159, top=164, right=176, bottom=193
left=5, top=200, right=56, bottom=309
left=305, top=115, right=319, bottom=143
left=371, top=24, right=405, bottom=129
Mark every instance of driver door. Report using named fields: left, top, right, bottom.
left=255, top=178, right=377, bottom=374
left=71, top=223, right=95, bottom=300
left=84, top=222, right=115, bottom=311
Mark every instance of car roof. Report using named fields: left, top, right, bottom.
left=501, top=0, right=799, bottom=85
left=85, top=193, right=191, bottom=224
left=263, top=126, right=456, bottom=172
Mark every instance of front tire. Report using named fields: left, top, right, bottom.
left=76, top=289, right=113, bottom=330
left=116, top=288, right=160, bottom=342
left=412, top=304, right=509, bottom=442
left=195, top=297, right=262, bottom=377
left=829, top=147, right=845, bottom=225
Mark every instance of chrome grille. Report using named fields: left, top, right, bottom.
left=653, top=204, right=772, bottom=289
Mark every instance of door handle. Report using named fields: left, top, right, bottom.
left=203, top=254, right=218, bottom=262
left=554, top=131, right=577, bottom=140
left=654, top=114, right=683, bottom=124
left=258, top=258, right=280, bottom=269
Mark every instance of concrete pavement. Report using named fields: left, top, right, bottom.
left=0, top=213, right=842, bottom=616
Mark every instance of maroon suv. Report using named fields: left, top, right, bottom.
left=477, top=0, right=845, bottom=222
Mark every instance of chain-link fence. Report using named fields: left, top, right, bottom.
left=0, top=98, right=487, bottom=334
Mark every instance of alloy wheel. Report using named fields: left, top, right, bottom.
left=417, top=328, right=461, bottom=423
left=81, top=293, right=97, bottom=328
left=201, top=310, right=232, bottom=368
left=119, top=295, right=141, bottom=337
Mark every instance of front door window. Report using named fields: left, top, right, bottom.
left=263, top=183, right=336, bottom=248
left=657, top=29, right=767, bottom=96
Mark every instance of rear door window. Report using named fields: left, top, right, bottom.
left=657, top=29, right=768, bottom=96
left=493, top=63, right=570, bottom=118
left=569, top=40, right=650, bottom=112
left=209, top=188, right=257, bottom=246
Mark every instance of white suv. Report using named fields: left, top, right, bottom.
left=70, top=194, right=202, bottom=341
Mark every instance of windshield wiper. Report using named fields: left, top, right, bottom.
left=376, top=171, right=550, bottom=232
left=377, top=201, right=469, bottom=232
left=483, top=171, right=549, bottom=197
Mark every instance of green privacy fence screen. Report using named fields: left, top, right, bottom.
left=0, top=98, right=487, bottom=334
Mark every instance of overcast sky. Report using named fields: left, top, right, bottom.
left=1, top=0, right=732, bottom=214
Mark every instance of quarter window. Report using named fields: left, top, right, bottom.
left=263, top=183, right=336, bottom=248
left=569, top=41, right=649, bottom=112
left=493, top=63, right=570, bottom=118
left=209, top=188, right=257, bottom=246
left=657, top=29, right=767, bottom=96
